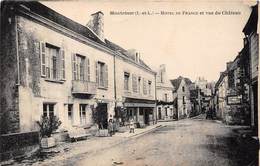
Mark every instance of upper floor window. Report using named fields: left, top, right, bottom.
left=72, top=54, right=90, bottom=81
left=124, top=72, right=130, bottom=91
left=96, top=61, right=108, bottom=88
left=164, top=93, right=168, bottom=102
left=40, top=42, right=65, bottom=81
left=138, top=77, right=141, bottom=93
left=182, top=86, right=185, bottom=92
left=148, top=81, right=152, bottom=95
left=183, top=96, right=185, bottom=104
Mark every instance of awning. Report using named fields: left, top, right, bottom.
left=124, top=97, right=156, bottom=108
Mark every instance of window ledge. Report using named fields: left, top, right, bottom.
left=98, top=86, right=108, bottom=90
left=45, top=78, right=65, bottom=84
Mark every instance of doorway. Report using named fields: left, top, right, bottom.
left=144, top=109, right=150, bottom=125
left=95, top=103, right=108, bottom=129
left=158, top=107, right=162, bottom=120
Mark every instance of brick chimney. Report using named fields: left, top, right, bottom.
left=87, top=11, right=104, bottom=41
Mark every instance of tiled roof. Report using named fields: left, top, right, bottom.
left=11, top=1, right=153, bottom=71
left=170, top=76, right=192, bottom=91
left=105, top=39, right=152, bottom=70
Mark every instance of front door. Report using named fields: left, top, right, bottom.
left=95, top=103, right=108, bottom=129
left=144, top=109, right=150, bottom=125
left=158, top=107, right=162, bottom=120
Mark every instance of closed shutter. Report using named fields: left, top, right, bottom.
left=95, top=61, right=99, bottom=85
left=60, top=49, right=65, bottom=80
left=132, top=74, right=137, bottom=93
left=72, top=53, right=77, bottom=80
left=40, top=41, right=46, bottom=77
left=105, top=64, right=108, bottom=88
left=143, top=78, right=147, bottom=95
left=85, top=57, right=90, bottom=81
left=56, top=49, right=61, bottom=80
left=87, top=58, right=90, bottom=81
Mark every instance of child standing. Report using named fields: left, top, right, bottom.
left=129, top=118, right=135, bottom=133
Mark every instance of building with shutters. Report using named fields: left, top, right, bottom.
left=242, top=4, right=259, bottom=135
left=0, top=1, right=157, bottom=136
left=111, top=47, right=157, bottom=126
left=155, top=65, right=176, bottom=121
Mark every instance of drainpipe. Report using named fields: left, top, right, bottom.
left=15, top=15, right=20, bottom=85
left=154, top=73, right=157, bottom=124
left=113, top=53, right=117, bottom=116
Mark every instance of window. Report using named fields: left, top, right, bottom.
left=68, top=104, right=73, bottom=124
left=138, top=77, right=141, bottom=93
left=40, top=42, right=65, bottom=80
left=164, top=94, right=168, bottom=102
left=43, top=103, right=55, bottom=118
left=132, top=74, right=137, bottom=93
left=79, top=104, right=87, bottom=125
left=148, top=81, right=152, bottom=95
left=143, top=79, right=147, bottom=95
left=96, top=62, right=108, bottom=88
left=139, top=109, right=144, bottom=115
left=183, top=96, right=185, bottom=104
left=182, top=86, right=185, bottom=92
left=165, top=107, right=168, bottom=116
left=46, top=45, right=59, bottom=79
left=124, top=72, right=130, bottom=91
left=72, top=54, right=90, bottom=81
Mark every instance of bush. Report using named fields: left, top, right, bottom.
left=37, top=115, right=62, bottom=138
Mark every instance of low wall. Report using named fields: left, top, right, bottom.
left=0, top=131, right=40, bottom=161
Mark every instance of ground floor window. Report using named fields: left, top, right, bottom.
left=165, top=107, right=168, bottom=116
left=139, top=109, right=144, bottom=115
left=79, top=104, right=87, bottom=125
left=43, top=103, right=55, bottom=118
left=68, top=104, right=73, bottom=125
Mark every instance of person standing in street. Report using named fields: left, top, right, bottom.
left=129, top=118, right=135, bottom=133
left=108, top=119, right=113, bottom=136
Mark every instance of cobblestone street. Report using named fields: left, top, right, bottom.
left=21, top=115, right=257, bottom=166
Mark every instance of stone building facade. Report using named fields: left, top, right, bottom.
left=155, top=65, right=176, bottom=121
left=171, top=76, right=192, bottom=119
left=242, top=4, right=259, bottom=134
left=0, top=1, right=156, bottom=135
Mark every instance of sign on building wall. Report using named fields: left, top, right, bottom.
left=227, top=95, right=242, bottom=105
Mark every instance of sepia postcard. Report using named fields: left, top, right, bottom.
left=0, top=0, right=259, bottom=165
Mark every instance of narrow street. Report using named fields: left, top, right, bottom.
left=64, top=116, right=257, bottom=166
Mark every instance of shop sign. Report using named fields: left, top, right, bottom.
left=227, top=95, right=242, bottom=105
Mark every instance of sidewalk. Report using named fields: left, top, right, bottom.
left=1, top=123, right=164, bottom=166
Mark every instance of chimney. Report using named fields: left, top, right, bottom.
left=87, top=11, right=104, bottom=41
left=226, top=61, right=233, bottom=71
left=159, top=64, right=166, bottom=83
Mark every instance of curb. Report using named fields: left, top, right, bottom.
left=129, top=125, right=164, bottom=138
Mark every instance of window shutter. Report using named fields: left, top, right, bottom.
left=105, top=64, right=108, bottom=88
left=56, top=49, right=61, bottom=80
left=40, top=41, right=46, bottom=77
left=132, top=74, right=137, bottom=93
left=87, top=58, right=90, bottom=81
left=84, top=57, right=90, bottom=81
left=61, top=49, right=65, bottom=80
left=72, top=53, right=76, bottom=80
left=95, top=61, right=99, bottom=85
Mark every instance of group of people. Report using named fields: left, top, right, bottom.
left=107, top=118, right=135, bottom=136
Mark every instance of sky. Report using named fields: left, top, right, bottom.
left=42, top=0, right=256, bottom=82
